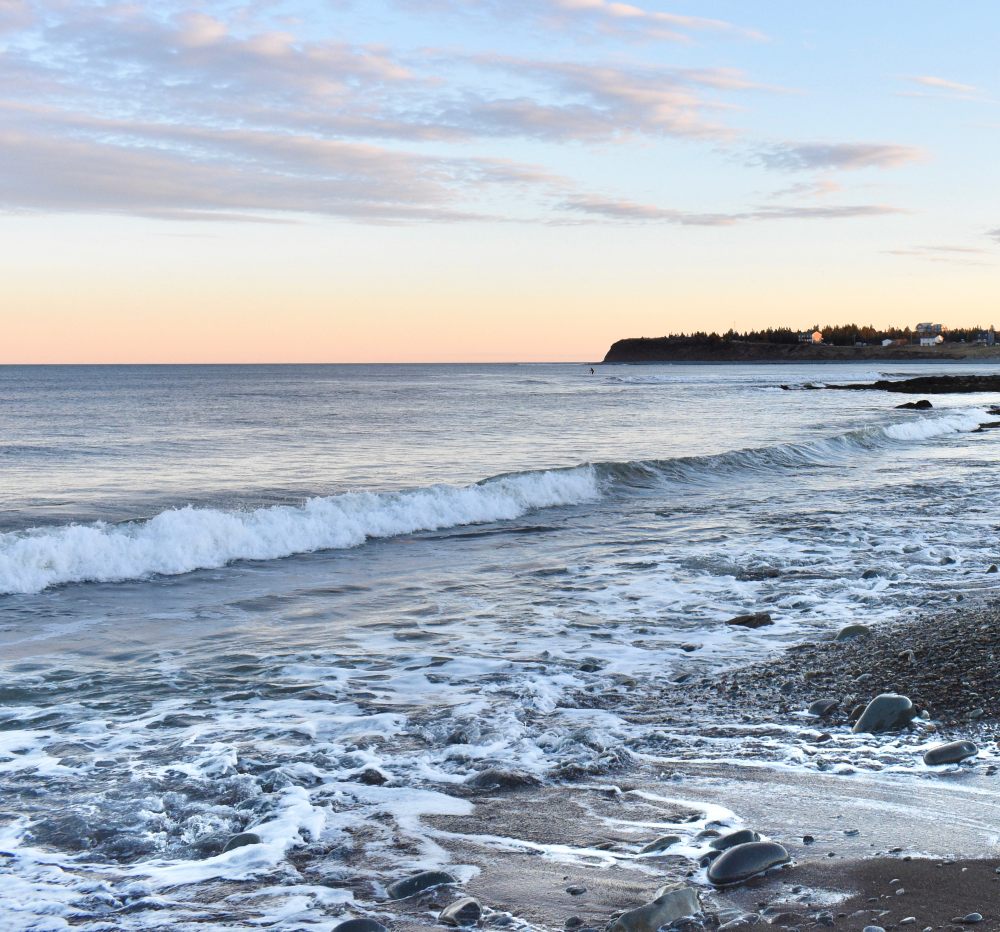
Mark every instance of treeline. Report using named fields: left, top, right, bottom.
left=656, top=325, right=995, bottom=347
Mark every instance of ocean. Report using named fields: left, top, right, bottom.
left=2, top=362, right=999, bottom=929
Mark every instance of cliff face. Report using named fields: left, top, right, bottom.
left=602, top=338, right=1000, bottom=364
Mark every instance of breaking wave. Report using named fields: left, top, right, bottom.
left=0, top=410, right=986, bottom=595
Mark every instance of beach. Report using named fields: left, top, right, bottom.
left=2, top=362, right=1000, bottom=930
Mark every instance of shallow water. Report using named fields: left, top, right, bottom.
left=2, top=362, right=1000, bottom=929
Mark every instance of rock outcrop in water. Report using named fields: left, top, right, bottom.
left=827, top=375, right=1000, bottom=394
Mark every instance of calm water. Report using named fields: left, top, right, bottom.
left=2, top=362, right=1000, bottom=929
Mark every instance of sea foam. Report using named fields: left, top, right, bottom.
left=0, top=468, right=601, bottom=594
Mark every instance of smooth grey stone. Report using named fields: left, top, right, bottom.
left=862, top=927, right=886, bottom=932
left=835, top=623, right=871, bottom=641
left=707, top=841, right=790, bottom=886
left=726, top=613, right=773, bottom=629
left=709, top=829, right=759, bottom=851
left=639, top=834, right=682, bottom=853
left=955, top=914, right=983, bottom=924
left=565, top=885, right=586, bottom=896
left=923, top=739, right=978, bottom=766
left=222, top=832, right=262, bottom=853
left=386, top=870, right=456, bottom=899
left=609, top=884, right=700, bottom=932
left=808, top=698, right=838, bottom=717
left=439, top=897, right=482, bottom=926
left=852, top=693, right=915, bottom=734
left=465, top=769, right=540, bottom=791
left=334, top=921, right=388, bottom=932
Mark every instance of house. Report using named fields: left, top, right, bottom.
left=915, top=322, right=944, bottom=334
left=919, top=335, right=944, bottom=346
left=798, top=330, right=823, bottom=344
left=881, top=338, right=894, bottom=347
left=976, top=329, right=996, bottom=346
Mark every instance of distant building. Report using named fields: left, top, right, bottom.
left=798, top=330, right=823, bottom=344
left=915, top=322, right=944, bottom=334
left=976, top=329, right=996, bottom=346
left=881, top=338, right=894, bottom=347
left=919, top=335, right=944, bottom=346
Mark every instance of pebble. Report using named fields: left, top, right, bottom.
left=836, top=623, right=872, bottom=641
left=955, top=915, right=983, bottom=924
left=607, top=883, right=701, bottom=932
left=807, top=699, right=838, bottom=718
left=726, top=613, right=773, bottom=629
left=222, top=832, right=262, bottom=853
left=385, top=870, right=456, bottom=899
left=923, top=740, right=978, bottom=766
left=639, top=835, right=681, bottom=854
left=565, top=885, right=586, bottom=896
left=333, top=921, right=388, bottom=932
left=707, top=841, right=790, bottom=886
left=709, top=829, right=760, bottom=851
left=439, top=897, right=482, bottom=926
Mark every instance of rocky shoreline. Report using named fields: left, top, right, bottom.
left=329, top=599, right=1000, bottom=932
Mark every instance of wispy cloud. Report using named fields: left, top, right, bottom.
left=885, top=244, right=994, bottom=266
left=753, top=142, right=924, bottom=172
left=908, top=75, right=979, bottom=95
left=561, top=194, right=904, bottom=225
left=989, top=228, right=1000, bottom=243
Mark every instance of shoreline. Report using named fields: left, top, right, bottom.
left=382, top=598, right=1000, bottom=931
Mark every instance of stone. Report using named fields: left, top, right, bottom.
left=955, top=915, right=983, bottom=925
left=988, top=565, right=998, bottom=574
left=808, top=699, right=838, bottom=718
left=334, top=921, right=388, bottom=932
left=726, top=613, right=773, bottom=629
left=565, top=885, right=586, bottom=896
left=465, top=769, right=540, bottom=791
left=707, top=842, right=790, bottom=886
left=357, top=768, right=388, bottom=786
left=852, top=694, right=915, bottom=734
left=719, top=917, right=760, bottom=930
left=923, top=739, right=978, bottom=766
left=709, top=829, right=759, bottom=851
left=222, top=832, right=262, bottom=853
left=862, top=927, right=886, bottom=932
left=439, top=897, right=482, bottom=926
left=608, top=884, right=700, bottom=932
left=639, top=835, right=682, bottom=854
left=896, top=400, right=932, bottom=410
left=386, top=870, right=456, bottom=899
left=835, top=624, right=871, bottom=641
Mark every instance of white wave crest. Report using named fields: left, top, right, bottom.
left=0, top=468, right=601, bottom=595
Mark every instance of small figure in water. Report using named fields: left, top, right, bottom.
left=589, top=367, right=595, bottom=375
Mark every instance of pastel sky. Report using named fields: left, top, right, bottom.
left=2, top=0, right=998, bottom=362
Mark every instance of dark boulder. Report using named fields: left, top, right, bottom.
left=896, top=400, right=932, bottom=410
left=707, top=841, right=790, bottom=886
left=852, top=694, right=915, bottom=734
left=709, top=829, right=759, bottom=851
left=222, top=832, right=262, bottom=853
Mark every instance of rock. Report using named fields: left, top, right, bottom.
left=608, top=884, right=700, bottom=932
left=639, top=835, right=682, bottom=854
left=334, top=921, right=388, bottom=932
left=763, top=912, right=802, bottom=926
left=386, top=870, right=456, bottom=899
left=465, top=769, right=540, bottom=791
left=808, top=699, right=838, bottom=718
left=719, top=917, right=760, bottom=930
left=955, top=915, right=983, bottom=925
left=565, top=885, right=586, bottom=896
left=988, top=564, right=998, bottom=573
left=726, top=613, right=773, bottom=629
left=709, top=829, right=759, bottom=851
left=357, top=768, right=388, bottom=786
left=439, top=897, right=482, bottom=926
left=896, top=400, right=932, bottom=410
left=835, top=624, right=871, bottom=641
left=861, top=569, right=881, bottom=579
left=222, top=832, right=262, bottom=853
left=862, top=927, right=886, bottom=932
left=707, top=841, right=790, bottom=886
left=852, top=694, right=915, bottom=734
left=923, top=739, right=978, bottom=766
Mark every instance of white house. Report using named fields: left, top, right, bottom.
left=798, top=330, right=823, bottom=344
left=919, top=335, right=944, bottom=346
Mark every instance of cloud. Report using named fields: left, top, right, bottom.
left=561, top=194, right=904, bottom=225
left=769, top=178, right=842, bottom=199
left=753, top=142, right=924, bottom=172
left=905, top=74, right=981, bottom=97
left=989, top=228, right=1000, bottom=243
left=885, top=244, right=994, bottom=266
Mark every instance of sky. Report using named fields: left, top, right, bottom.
left=1, top=0, right=998, bottom=363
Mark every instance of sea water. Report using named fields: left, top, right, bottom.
left=2, top=362, right=999, bottom=928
